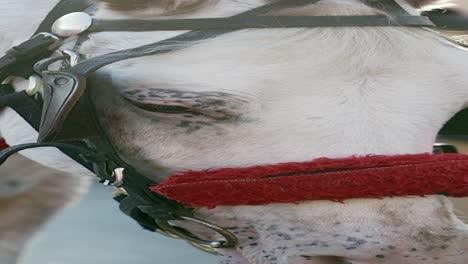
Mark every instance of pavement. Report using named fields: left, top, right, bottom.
left=20, top=182, right=217, bottom=264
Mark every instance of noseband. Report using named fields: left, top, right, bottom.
left=0, top=0, right=465, bottom=253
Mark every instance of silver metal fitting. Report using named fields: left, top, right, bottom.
left=34, top=50, right=81, bottom=74
left=111, top=168, right=125, bottom=187
left=1, top=76, right=15, bottom=85
left=156, top=214, right=238, bottom=250
left=32, top=32, right=62, bottom=50
left=60, top=50, right=80, bottom=67
left=102, top=168, right=125, bottom=187
left=25, top=75, right=43, bottom=96
left=52, top=12, right=93, bottom=37
left=2, top=75, right=43, bottom=96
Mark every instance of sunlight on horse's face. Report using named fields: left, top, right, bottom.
left=84, top=0, right=468, bottom=263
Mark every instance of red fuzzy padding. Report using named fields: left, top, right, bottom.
left=150, top=154, right=468, bottom=208
left=0, top=138, right=8, bottom=151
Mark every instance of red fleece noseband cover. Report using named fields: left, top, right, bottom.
left=151, top=154, right=468, bottom=208
left=0, top=138, right=8, bottom=151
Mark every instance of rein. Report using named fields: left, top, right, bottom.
left=0, top=0, right=465, bottom=253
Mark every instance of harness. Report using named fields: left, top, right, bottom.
left=0, top=0, right=466, bottom=253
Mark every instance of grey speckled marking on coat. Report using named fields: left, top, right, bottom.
left=343, top=237, right=367, bottom=250
left=122, top=88, right=252, bottom=122
left=218, top=253, right=245, bottom=264
left=411, top=228, right=457, bottom=245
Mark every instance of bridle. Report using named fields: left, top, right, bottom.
left=0, top=0, right=464, bottom=254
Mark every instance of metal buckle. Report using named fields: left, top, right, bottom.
left=60, top=50, right=80, bottom=67
left=155, top=214, right=238, bottom=249
left=34, top=50, right=80, bottom=74
left=32, top=32, right=62, bottom=50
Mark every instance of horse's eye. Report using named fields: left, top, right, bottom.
left=122, top=89, right=248, bottom=121
left=127, top=100, right=192, bottom=114
left=98, top=0, right=153, bottom=11
left=97, top=0, right=208, bottom=14
left=125, top=98, right=239, bottom=121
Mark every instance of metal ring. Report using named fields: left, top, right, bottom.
left=155, top=215, right=238, bottom=249
left=188, top=241, right=219, bottom=255
left=1, top=75, right=42, bottom=96
left=155, top=220, right=224, bottom=255
left=2, top=76, right=15, bottom=85
left=155, top=228, right=182, bottom=239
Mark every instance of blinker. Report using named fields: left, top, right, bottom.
left=38, top=71, right=100, bottom=142
left=51, top=12, right=92, bottom=37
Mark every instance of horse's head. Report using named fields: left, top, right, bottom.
left=54, top=0, right=468, bottom=263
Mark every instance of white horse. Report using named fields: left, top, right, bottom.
left=1, top=0, right=468, bottom=263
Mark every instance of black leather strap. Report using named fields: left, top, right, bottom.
left=82, top=74, right=183, bottom=212
left=0, top=85, right=42, bottom=129
left=0, top=0, right=94, bottom=81
left=90, top=15, right=434, bottom=32
left=0, top=34, right=58, bottom=81
left=71, top=0, right=323, bottom=75
left=71, top=0, right=436, bottom=77
left=89, top=0, right=426, bottom=33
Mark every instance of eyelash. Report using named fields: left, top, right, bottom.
left=127, top=99, right=193, bottom=114
left=124, top=97, right=242, bottom=122
left=99, top=0, right=153, bottom=11
left=99, top=0, right=209, bottom=14
left=126, top=97, right=226, bottom=121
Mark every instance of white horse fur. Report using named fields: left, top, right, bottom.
left=1, top=0, right=468, bottom=263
